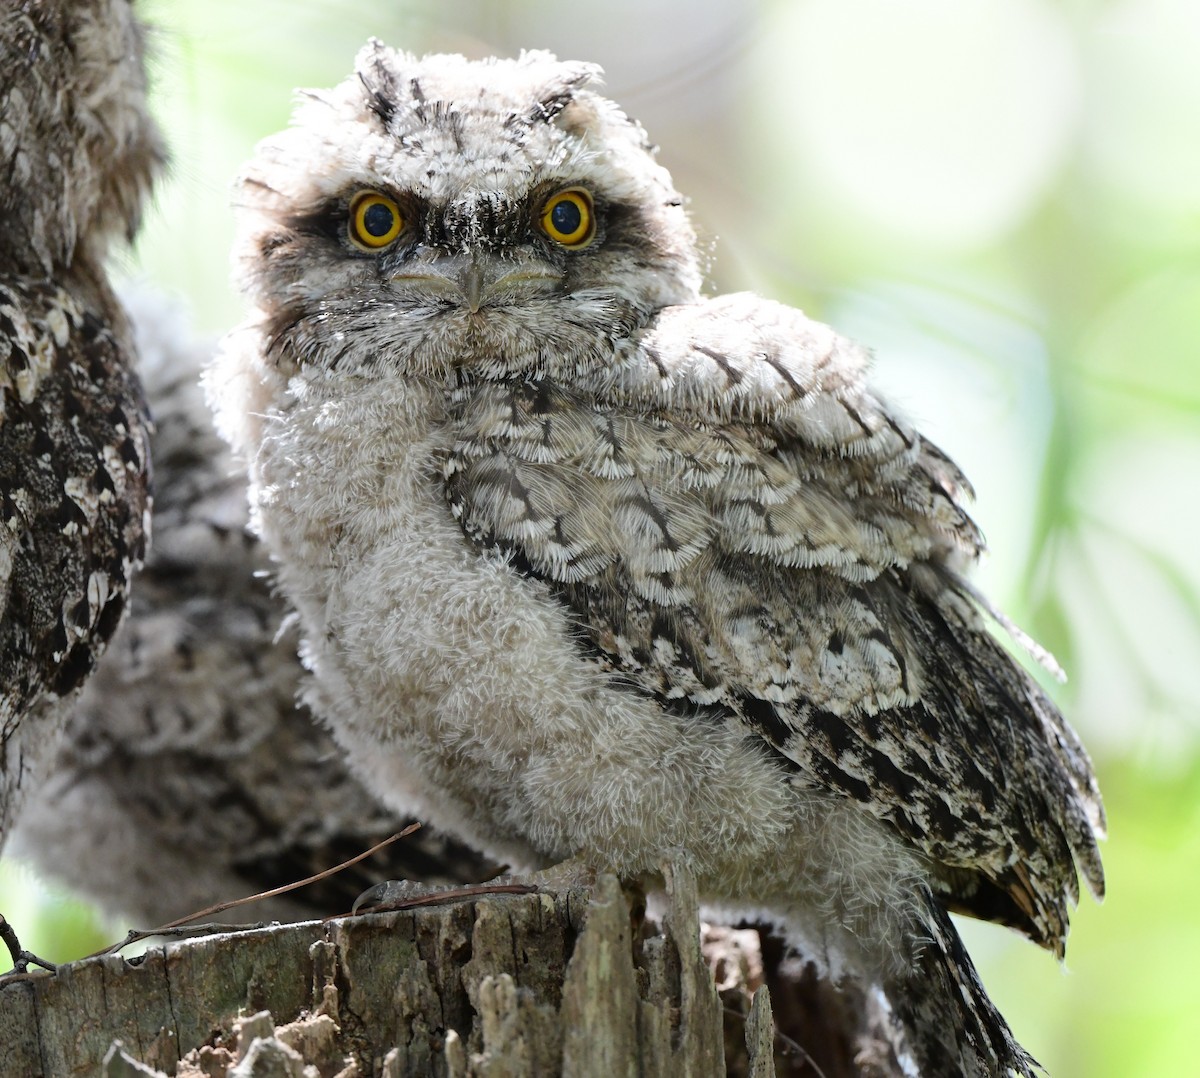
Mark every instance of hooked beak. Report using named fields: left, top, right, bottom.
left=388, top=251, right=560, bottom=312
left=458, top=260, right=486, bottom=312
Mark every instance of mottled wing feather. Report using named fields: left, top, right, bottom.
left=599, top=295, right=983, bottom=561
left=445, top=293, right=1103, bottom=952
left=1, top=280, right=149, bottom=813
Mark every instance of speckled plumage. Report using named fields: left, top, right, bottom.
left=212, top=44, right=1105, bottom=1076
left=12, top=291, right=499, bottom=924
left=0, top=0, right=161, bottom=847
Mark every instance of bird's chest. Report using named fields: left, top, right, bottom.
left=257, top=374, right=462, bottom=604
left=256, top=374, right=553, bottom=723
left=252, top=374, right=627, bottom=853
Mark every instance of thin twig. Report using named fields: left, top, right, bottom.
left=338, top=880, right=540, bottom=921
left=0, top=913, right=58, bottom=977
left=720, top=1001, right=831, bottom=1078
left=91, top=823, right=423, bottom=959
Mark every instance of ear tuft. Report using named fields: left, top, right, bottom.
left=516, top=51, right=604, bottom=123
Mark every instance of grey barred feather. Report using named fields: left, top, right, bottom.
left=0, top=0, right=163, bottom=276
left=214, top=43, right=1104, bottom=1076
left=1, top=0, right=162, bottom=848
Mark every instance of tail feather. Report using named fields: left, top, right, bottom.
left=887, top=886, right=1040, bottom=1078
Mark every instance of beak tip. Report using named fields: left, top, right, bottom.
left=459, top=263, right=485, bottom=312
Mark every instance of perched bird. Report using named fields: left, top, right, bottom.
left=211, top=44, right=1105, bottom=1076
left=0, top=0, right=161, bottom=853
left=11, top=289, right=500, bottom=926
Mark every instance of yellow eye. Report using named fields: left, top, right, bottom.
left=348, top=191, right=405, bottom=250
left=539, top=187, right=595, bottom=247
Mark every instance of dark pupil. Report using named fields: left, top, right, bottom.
left=363, top=202, right=395, bottom=237
left=551, top=199, right=582, bottom=236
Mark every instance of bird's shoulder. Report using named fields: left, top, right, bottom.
left=447, top=293, right=982, bottom=585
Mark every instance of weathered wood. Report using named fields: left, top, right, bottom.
left=0, top=868, right=789, bottom=1078
left=745, top=988, right=777, bottom=1078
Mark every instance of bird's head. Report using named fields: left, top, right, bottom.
left=233, top=43, right=703, bottom=381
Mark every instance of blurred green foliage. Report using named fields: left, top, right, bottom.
left=3, top=2, right=1197, bottom=1075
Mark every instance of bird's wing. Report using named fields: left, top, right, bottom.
left=1, top=279, right=151, bottom=837
left=444, top=292, right=1104, bottom=953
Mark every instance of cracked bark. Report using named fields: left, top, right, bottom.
left=0, top=865, right=900, bottom=1077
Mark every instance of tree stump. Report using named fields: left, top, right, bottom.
left=0, top=866, right=782, bottom=1078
